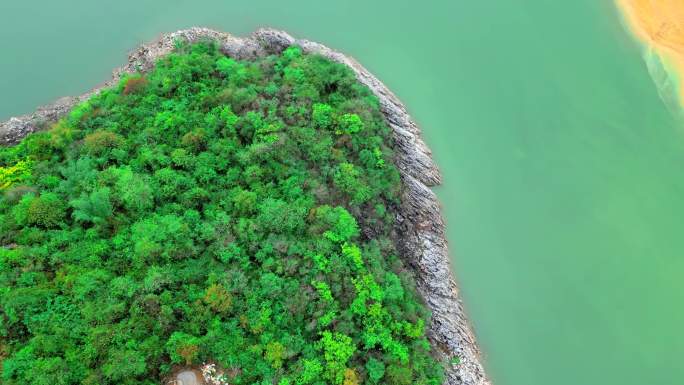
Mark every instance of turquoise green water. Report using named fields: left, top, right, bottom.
left=2, top=1, right=684, bottom=384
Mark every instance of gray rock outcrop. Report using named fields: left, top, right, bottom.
left=0, top=27, right=491, bottom=385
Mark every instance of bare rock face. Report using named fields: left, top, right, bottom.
left=0, top=96, right=79, bottom=146
left=175, top=370, right=201, bottom=385
left=0, top=28, right=491, bottom=385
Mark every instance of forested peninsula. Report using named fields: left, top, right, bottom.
left=0, top=28, right=490, bottom=385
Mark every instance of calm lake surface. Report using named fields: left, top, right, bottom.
left=2, top=1, right=683, bottom=384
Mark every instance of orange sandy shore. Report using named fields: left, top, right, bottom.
left=616, top=0, right=684, bottom=103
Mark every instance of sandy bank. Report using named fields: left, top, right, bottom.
left=616, top=0, right=684, bottom=102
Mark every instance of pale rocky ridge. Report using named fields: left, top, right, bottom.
left=0, top=27, right=491, bottom=385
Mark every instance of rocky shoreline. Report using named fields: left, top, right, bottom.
left=0, top=28, right=491, bottom=385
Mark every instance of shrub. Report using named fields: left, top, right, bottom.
left=216, top=57, right=237, bottom=77
left=122, top=76, right=148, bottom=95
left=102, top=348, right=147, bottom=381
left=70, top=187, right=113, bottom=226
left=2, top=185, right=36, bottom=204
left=203, top=284, right=232, bottom=314
left=265, top=341, right=287, bottom=369
left=312, top=103, right=334, bottom=129
left=0, top=159, right=31, bottom=190
left=319, top=331, right=355, bottom=384
left=83, top=131, right=123, bottom=155
left=109, top=166, right=153, bottom=214
left=282, top=46, right=302, bottom=62
left=343, top=368, right=359, bottom=385
left=336, top=113, right=363, bottom=135
left=26, top=192, right=65, bottom=228
left=365, top=357, right=385, bottom=383
left=166, top=332, right=201, bottom=365
left=11, top=192, right=64, bottom=228
left=170, top=148, right=193, bottom=168
left=386, top=364, right=413, bottom=385
left=181, top=129, right=207, bottom=152
left=333, top=162, right=371, bottom=204
left=315, top=205, right=359, bottom=243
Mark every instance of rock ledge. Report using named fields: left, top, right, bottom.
left=0, top=27, right=491, bottom=385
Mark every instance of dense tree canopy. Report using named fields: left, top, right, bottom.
left=0, top=41, right=444, bottom=385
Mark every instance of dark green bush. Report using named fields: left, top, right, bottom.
left=12, top=192, right=65, bottom=228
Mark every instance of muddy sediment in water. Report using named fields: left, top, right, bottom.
left=616, top=0, right=684, bottom=103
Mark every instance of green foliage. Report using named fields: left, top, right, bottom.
left=83, top=131, right=123, bottom=155
left=11, top=192, right=65, bottom=228
left=315, top=205, right=359, bottom=243
left=0, top=159, right=31, bottom=190
left=403, top=318, right=425, bottom=339
left=264, top=341, right=287, bottom=369
left=312, top=280, right=334, bottom=303
left=27, top=192, right=65, bottom=228
left=166, top=332, right=201, bottom=365
left=282, top=46, right=302, bottom=62
left=203, top=283, right=232, bottom=313
left=336, top=113, right=364, bottom=135
left=110, top=166, right=153, bottom=214
left=365, top=357, right=385, bottom=383
left=216, top=56, right=237, bottom=75
left=312, top=103, right=334, bottom=129
left=297, top=358, right=323, bottom=385
left=383, top=272, right=405, bottom=302
left=333, top=163, right=371, bottom=204
left=70, top=187, right=113, bottom=226
left=0, top=41, right=443, bottom=385
left=102, top=348, right=147, bottom=382
left=319, top=331, right=355, bottom=384
left=342, top=243, right=364, bottom=270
